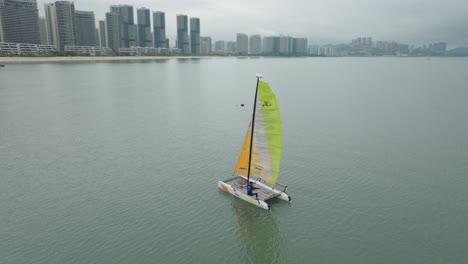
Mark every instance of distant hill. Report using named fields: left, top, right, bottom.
left=447, top=47, right=468, bottom=56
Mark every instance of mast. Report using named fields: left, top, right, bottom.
left=247, top=74, right=262, bottom=182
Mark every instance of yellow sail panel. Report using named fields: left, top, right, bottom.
left=249, top=148, right=265, bottom=179
left=234, top=124, right=251, bottom=176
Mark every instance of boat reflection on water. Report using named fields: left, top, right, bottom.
left=232, top=200, right=285, bottom=264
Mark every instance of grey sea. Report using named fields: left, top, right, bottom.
left=1, top=57, right=467, bottom=264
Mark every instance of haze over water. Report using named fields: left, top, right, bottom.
left=1, top=57, right=467, bottom=263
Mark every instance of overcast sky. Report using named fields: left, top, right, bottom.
left=37, top=0, right=468, bottom=47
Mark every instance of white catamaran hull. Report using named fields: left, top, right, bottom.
left=218, top=181, right=270, bottom=210
left=238, top=176, right=291, bottom=202
left=218, top=176, right=291, bottom=210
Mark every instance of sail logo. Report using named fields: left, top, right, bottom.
left=262, top=101, right=271, bottom=107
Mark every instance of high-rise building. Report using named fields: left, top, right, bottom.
left=398, top=44, right=409, bottom=55
left=430, top=42, right=447, bottom=53
left=75, top=10, right=96, bottom=46
left=128, top=24, right=137, bottom=47
left=352, top=37, right=372, bottom=48
left=190, top=17, right=200, bottom=54
left=375, top=41, right=384, bottom=50
left=263, top=36, right=280, bottom=55
left=136, top=7, right=151, bottom=47
left=44, top=3, right=58, bottom=47
left=279, top=36, right=293, bottom=55
left=39, top=17, right=49, bottom=45
left=293, top=38, right=307, bottom=55
left=152, top=11, right=166, bottom=48
left=308, top=45, right=320, bottom=55
left=320, top=45, right=336, bottom=56
left=200, top=36, right=211, bottom=54
left=366, top=37, right=372, bottom=47
left=226, top=41, right=236, bottom=53
left=249, top=34, right=261, bottom=54
left=54, top=1, right=77, bottom=50
left=94, top=28, right=98, bottom=47
left=105, top=12, right=120, bottom=51
left=176, top=14, right=189, bottom=53
left=110, top=5, right=134, bottom=48
left=236, top=33, right=248, bottom=55
left=262, top=36, right=274, bottom=54
left=214, top=40, right=225, bottom=53
left=0, top=0, right=41, bottom=44
left=98, top=20, right=106, bottom=47
left=0, top=7, right=3, bottom=42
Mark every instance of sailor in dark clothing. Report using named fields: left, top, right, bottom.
left=246, top=182, right=259, bottom=199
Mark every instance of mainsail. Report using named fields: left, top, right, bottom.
left=234, top=81, right=281, bottom=187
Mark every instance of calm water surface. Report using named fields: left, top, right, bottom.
left=1, top=57, right=467, bottom=263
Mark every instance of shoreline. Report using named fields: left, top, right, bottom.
left=0, top=55, right=465, bottom=64
left=0, top=56, right=219, bottom=63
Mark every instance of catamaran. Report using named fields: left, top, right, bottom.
left=218, top=74, right=291, bottom=210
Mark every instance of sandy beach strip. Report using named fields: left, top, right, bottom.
left=0, top=56, right=221, bottom=64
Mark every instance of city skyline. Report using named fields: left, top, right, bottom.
left=0, top=0, right=463, bottom=56
left=32, top=0, right=468, bottom=48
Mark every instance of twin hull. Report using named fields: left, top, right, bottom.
left=218, top=177, right=290, bottom=210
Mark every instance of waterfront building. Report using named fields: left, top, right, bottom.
left=366, top=37, right=372, bottom=47
left=98, top=20, right=106, bottom=47
left=385, top=41, right=398, bottom=53
left=0, top=41, right=56, bottom=54
left=118, top=46, right=180, bottom=55
left=308, top=45, right=319, bottom=55
left=262, top=36, right=280, bottom=55
left=236, top=33, right=248, bottom=55
left=226, top=41, right=236, bottom=54
left=0, top=0, right=40, bottom=44
left=309, top=44, right=336, bottom=56
left=44, top=3, right=58, bottom=47
left=39, top=17, right=49, bottom=45
left=352, top=37, right=372, bottom=48
left=293, top=38, right=307, bottom=55
left=190, top=17, right=200, bottom=54
left=262, top=36, right=274, bottom=54
left=200, top=36, right=211, bottom=54
left=75, top=10, right=96, bottom=46
left=176, top=14, right=189, bottom=53
left=152, top=11, right=166, bottom=48
left=375, top=41, right=384, bottom=50
left=110, top=5, right=135, bottom=48
left=214, top=40, right=225, bottom=54
left=136, top=7, right=151, bottom=47
left=249, top=34, right=261, bottom=54
left=64, top=45, right=111, bottom=55
left=94, top=28, right=98, bottom=46
left=430, top=42, right=447, bottom=53
left=320, top=45, right=336, bottom=56
left=279, top=36, right=293, bottom=55
left=54, top=1, right=77, bottom=50
left=398, top=44, right=409, bottom=55
left=105, top=12, right=120, bottom=51
left=0, top=5, right=2, bottom=42
left=128, top=24, right=137, bottom=47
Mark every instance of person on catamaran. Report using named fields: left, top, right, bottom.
left=247, top=183, right=259, bottom=199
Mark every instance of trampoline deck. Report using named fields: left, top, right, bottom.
left=222, top=177, right=281, bottom=201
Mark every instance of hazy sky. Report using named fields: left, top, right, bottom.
left=37, top=0, right=468, bottom=47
